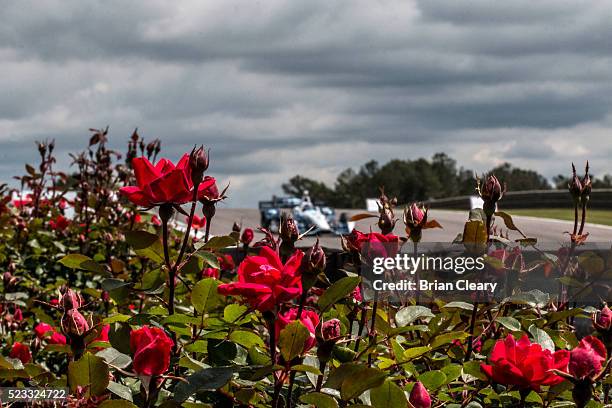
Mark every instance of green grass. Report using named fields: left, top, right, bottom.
left=506, top=208, right=612, bottom=226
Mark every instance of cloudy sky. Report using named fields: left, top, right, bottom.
left=1, top=0, right=611, bottom=207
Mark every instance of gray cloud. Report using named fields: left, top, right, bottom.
left=0, top=0, right=611, bottom=207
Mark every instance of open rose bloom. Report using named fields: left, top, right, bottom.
left=120, top=155, right=217, bottom=207
left=481, top=335, right=569, bottom=390
left=218, top=246, right=303, bottom=312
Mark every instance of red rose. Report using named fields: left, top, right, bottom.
left=9, top=342, right=31, bottom=364
left=49, top=215, right=70, bottom=231
left=352, top=286, right=363, bottom=302
left=188, top=215, right=207, bottom=230
left=202, top=267, right=220, bottom=279
left=569, top=336, right=606, bottom=380
left=409, top=381, right=431, bottom=408
left=35, top=323, right=67, bottom=345
left=481, top=334, right=569, bottom=390
left=241, top=228, right=254, bottom=245
left=275, top=308, right=319, bottom=353
left=344, top=230, right=399, bottom=261
left=49, top=332, right=67, bottom=345
left=130, top=326, right=174, bottom=376
left=151, top=215, right=162, bottom=226
left=34, top=322, right=55, bottom=338
left=120, top=155, right=193, bottom=206
left=218, top=247, right=303, bottom=312
left=219, top=254, right=235, bottom=271
left=197, top=176, right=220, bottom=202
left=92, top=324, right=110, bottom=344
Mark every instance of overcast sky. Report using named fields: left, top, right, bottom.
left=1, top=0, right=611, bottom=207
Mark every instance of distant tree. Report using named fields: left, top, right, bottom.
left=281, top=156, right=559, bottom=208
left=281, top=175, right=335, bottom=204
left=593, top=174, right=612, bottom=188
left=488, top=163, right=551, bottom=191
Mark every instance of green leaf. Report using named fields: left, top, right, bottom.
left=430, top=331, right=468, bottom=350
left=230, top=330, right=265, bottom=349
left=192, top=278, right=221, bottom=313
left=68, top=352, right=110, bottom=397
left=59, top=254, right=106, bottom=274
left=279, top=321, right=310, bottom=361
left=125, top=230, right=164, bottom=263
left=300, top=392, right=338, bottom=408
left=528, top=325, right=555, bottom=352
left=402, top=346, right=431, bottom=361
left=463, top=360, right=487, bottom=381
left=198, top=235, right=237, bottom=250
left=496, top=316, right=521, bottom=331
left=441, top=364, right=462, bottom=383
left=291, top=364, right=322, bottom=375
left=442, top=301, right=475, bottom=311
left=101, top=278, right=132, bottom=292
left=340, top=366, right=387, bottom=400
left=96, top=347, right=132, bottom=369
left=370, top=380, right=408, bottom=408
left=224, top=304, right=250, bottom=324
left=174, top=367, right=235, bottom=402
left=106, top=381, right=134, bottom=402
left=418, top=370, right=447, bottom=390
left=395, top=306, right=434, bottom=327
left=318, top=276, right=361, bottom=312
left=198, top=251, right=220, bottom=269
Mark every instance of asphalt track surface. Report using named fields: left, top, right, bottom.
left=208, top=208, right=612, bottom=249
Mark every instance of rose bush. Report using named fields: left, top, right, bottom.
left=0, top=133, right=610, bottom=407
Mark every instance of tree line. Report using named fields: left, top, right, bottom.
left=281, top=153, right=612, bottom=208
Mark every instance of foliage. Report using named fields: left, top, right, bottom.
left=0, top=131, right=610, bottom=408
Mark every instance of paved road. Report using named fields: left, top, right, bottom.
left=209, top=208, right=612, bottom=249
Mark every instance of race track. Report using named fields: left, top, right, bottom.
left=209, top=207, right=612, bottom=249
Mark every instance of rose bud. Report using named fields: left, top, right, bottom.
left=201, top=267, right=220, bottom=279
left=61, top=288, right=83, bottom=310
left=479, top=175, right=505, bottom=217
left=302, top=239, right=326, bottom=275
left=322, top=319, right=341, bottom=341
left=280, top=214, right=299, bottom=243
left=593, top=305, right=612, bottom=332
left=409, top=381, right=431, bottom=408
left=581, top=161, right=592, bottom=202
left=569, top=336, right=606, bottom=381
left=241, top=228, right=254, bottom=246
left=9, top=342, right=32, bottom=364
left=377, top=190, right=397, bottom=235
left=13, top=307, right=23, bottom=322
left=130, top=326, right=174, bottom=376
left=189, top=145, right=209, bottom=186
left=569, top=163, right=583, bottom=204
left=232, top=222, right=241, bottom=233
left=3, top=271, right=18, bottom=289
left=61, top=309, right=90, bottom=337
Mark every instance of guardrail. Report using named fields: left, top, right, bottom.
left=426, top=189, right=612, bottom=210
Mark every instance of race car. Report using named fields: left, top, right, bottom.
left=258, top=192, right=352, bottom=235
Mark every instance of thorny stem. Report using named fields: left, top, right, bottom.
left=161, top=217, right=174, bottom=315
left=315, top=360, right=327, bottom=391
left=287, top=291, right=310, bottom=407
left=368, top=292, right=379, bottom=367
